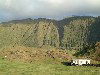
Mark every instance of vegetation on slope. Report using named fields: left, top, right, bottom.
left=0, top=16, right=100, bottom=61
left=0, top=16, right=100, bottom=75
left=0, top=18, right=59, bottom=48
left=0, top=45, right=72, bottom=62
left=61, top=16, right=100, bottom=50
left=0, top=45, right=99, bottom=75
left=74, top=42, right=100, bottom=61
left=0, top=16, right=100, bottom=50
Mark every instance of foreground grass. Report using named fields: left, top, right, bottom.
left=0, top=57, right=100, bottom=75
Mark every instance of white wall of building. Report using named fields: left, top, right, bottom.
left=72, top=59, right=90, bottom=65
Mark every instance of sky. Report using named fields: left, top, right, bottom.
left=0, top=0, right=100, bottom=21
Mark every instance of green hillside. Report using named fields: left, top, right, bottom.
left=0, top=16, right=100, bottom=54
left=0, top=18, right=59, bottom=48
left=0, top=16, right=100, bottom=75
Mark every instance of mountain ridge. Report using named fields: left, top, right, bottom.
left=0, top=16, right=100, bottom=50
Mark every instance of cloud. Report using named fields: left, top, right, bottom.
left=0, top=0, right=100, bottom=21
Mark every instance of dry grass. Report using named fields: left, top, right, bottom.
left=0, top=45, right=71, bottom=63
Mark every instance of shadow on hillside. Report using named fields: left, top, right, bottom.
left=61, top=62, right=72, bottom=66
left=73, top=44, right=95, bottom=57
left=61, top=62, right=100, bottom=67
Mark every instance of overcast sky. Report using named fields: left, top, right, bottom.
left=0, top=0, right=100, bottom=21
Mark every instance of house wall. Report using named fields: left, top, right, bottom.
left=72, top=59, right=90, bottom=65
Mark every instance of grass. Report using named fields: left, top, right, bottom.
left=0, top=57, right=100, bottom=75
left=0, top=45, right=99, bottom=75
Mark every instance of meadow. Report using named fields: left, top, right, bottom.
left=0, top=57, right=100, bottom=75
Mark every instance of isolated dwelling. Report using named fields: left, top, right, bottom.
left=71, top=59, right=90, bottom=65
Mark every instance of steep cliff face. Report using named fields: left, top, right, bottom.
left=0, top=18, right=59, bottom=48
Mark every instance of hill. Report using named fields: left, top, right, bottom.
left=0, top=16, right=100, bottom=50
left=0, top=16, right=100, bottom=75
left=0, top=18, right=59, bottom=48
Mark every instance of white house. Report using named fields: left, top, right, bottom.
left=71, top=59, right=90, bottom=65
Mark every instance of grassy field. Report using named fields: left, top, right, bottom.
left=0, top=57, right=100, bottom=75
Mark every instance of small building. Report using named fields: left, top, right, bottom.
left=71, top=59, right=90, bottom=66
